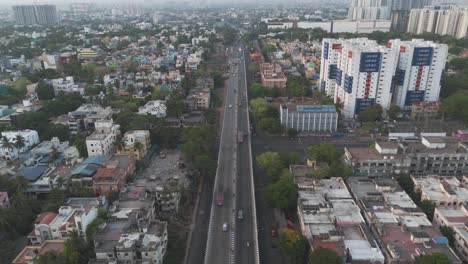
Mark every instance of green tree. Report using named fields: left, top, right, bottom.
left=251, top=83, right=269, bottom=98
left=259, top=117, right=282, bottom=134
left=250, top=98, right=268, bottom=118
left=166, top=92, right=187, bottom=118
left=36, top=82, right=55, bottom=100
left=37, top=251, right=68, bottom=264
left=42, top=124, right=70, bottom=141
left=266, top=176, right=297, bottom=209
left=439, top=93, right=468, bottom=123
left=306, top=142, right=340, bottom=164
left=420, top=200, right=436, bottom=221
left=13, top=135, right=26, bottom=150
left=74, top=136, right=88, bottom=158
left=288, top=128, right=299, bottom=139
left=286, top=76, right=308, bottom=97
left=63, top=231, right=94, bottom=264
left=256, top=152, right=284, bottom=180
left=278, top=229, right=309, bottom=264
left=193, top=155, right=216, bottom=178
left=262, top=44, right=278, bottom=54
left=308, top=248, right=342, bottom=264
left=0, top=136, right=13, bottom=153
left=415, top=252, right=452, bottom=264
left=14, top=77, right=31, bottom=95
left=440, top=226, right=455, bottom=247
left=387, top=105, right=402, bottom=120
left=357, top=104, right=383, bottom=123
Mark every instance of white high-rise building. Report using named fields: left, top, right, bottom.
left=348, top=0, right=392, bottom=20
left=320, top=38, right=398, bottom=119
left=408, top=6, right=468, bottom=39
left=319, top=38, right=448, bottom=118
left=389, top=39, right=448, bottom=110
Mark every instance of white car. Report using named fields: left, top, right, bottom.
left=223, top=223, right=228, bottom=232
left=228, top=104, right=232, bottom=108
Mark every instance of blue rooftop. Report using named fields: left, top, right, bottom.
left=15, top=166, right=48, bottom=181
left=296, top=105, right=336, bottom=113
left=82, top=155, right=106, bottom=165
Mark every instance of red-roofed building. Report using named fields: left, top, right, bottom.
left=12, top=240, right=65, bottom=264
left=93, top=154, right=135, bottom=196
left=411, top=101, right=442, bottom=120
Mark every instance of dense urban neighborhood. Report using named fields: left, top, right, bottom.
left=0, top=0, right=468, bottom=264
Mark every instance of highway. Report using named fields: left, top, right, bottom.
left=203, top=42, right=258, bottom=264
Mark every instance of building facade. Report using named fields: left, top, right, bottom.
left=348, top=0, right=392, bottom=20
left=92, top=154, right=135, bottom=196
left=388, top=39, right=448, bottom=110
left=119, top=130, right=151, bottom=160
left=280, top=104, right=338, bottom=132
left=408, top=6, right=468, bottom=39
left=260, top=63, right=287, bottom=89
left=86, top=119, right=120, bottom=157
left=12, top=5, right=58, bottom=25
left=0, top=129, right=40, bottom=160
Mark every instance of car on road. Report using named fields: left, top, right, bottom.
left=228, top=104, right=232, bottom=108
left=237, top=209, right=243, bottom=220
left=223, top=223, right=228, bottom=232
left=271, top=228, right=277, bottom=237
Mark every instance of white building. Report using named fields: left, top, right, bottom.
left=320, top=38, right=398, bottom=118
left=0, top=129, right=40, bottom=160
left=86, top=119, right=120, bottom=157
left=280, top=105, right=338, bottom=132
left=119, top=130, right=151, bottom=160
left=389, top=39, right=448, bottom=110
left=433, top=206, right=468, bottom=263
left=348, top=0, right=392, bottom=20
left=138, top=100, right=167, bottom=118
left=408, top=6, right=468, bottom=39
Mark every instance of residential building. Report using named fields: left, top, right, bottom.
left=12, top=240, right=66, bottom=264
left=388, top=39, right=448, bottom=110
left=12, top=5, right=58, bottom=25
left=118, top=130, right=151, bottom=160
left=345, top=136, right=468, bottom=176
left=186, top=88, right=211, bottom=110
left=86, top=119, right=120, bottom=157
left=390, top=0, right=433, bottom=32
left=28, top=202, right=100, bottom=244
left=348, top=177, right=462, bottom=264
left=411, top=176, right=468, bottom=206
left=320, top=38, right=398, bottom=118
left=433, top=206, right=468, bottom=262
left=78, top=48, right=98, bottom=59
left=295, top=177, right=385, bottom=263
left=280, top=104, right=338, bottom=132
left=138, top=100, right=167, bottom=117
left=260, top=63, right=287, bottom=89
left=411, top=101, right=442, bottom=120
left=92, top=154, right=135, bottom=196
left=0, top=191, right=10, bottom=208
left=408, top=6, right=468, bottom=39
left=0, top=129, right=40, bottom=159
left=348, top=0, right=392, bottom=20
left=68, top=104, right=113, bottom=135
left=70, top=155, right=106, bottom=188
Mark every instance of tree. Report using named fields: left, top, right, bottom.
left=256, top=152, right=284, bottom=180
left=113, top=136, right=126, bottom=152
left=439, top=93, right=468, bottom=123
left=266, top=176, right=297, bottom=209
left=250, top=98, right=268, bottom=118
left=63, top=231, right=94, bottom=264
left=74, top=136, right=88, bottom=158
left=286, top=76, right=308, bottom=97
left=0, top=136, right=13, bottom=153
left=415, top=252, right=451, bottom=264
left=37, top=251, right=68, bottom=264
left=387, top=105, right=402, bottom=120
left=420, top=200, right=436, bottom=221
left=36, top=82, right=55, bottom=100
left=259, top=117, right=282, bottom=134
left=193, top=155, right=216, bottom=178
left=308, top=248, right=342, bottom=264
left=278, top=229, right=309, bottom=264
left=14, top=77, right=31, bottom=95
left=13, top=135, right=25, bottom=150
left=306, top=142, right=340, bottom=164
left=250, top=83, right=269, bottom=98
left=357, top=104, right=383, bottom=123
left=288, top=128, right=299, bottom=139
left=42, top=124, right=70, bottom=141
left=440, top=226, right=455, bottom=247
left=262, top=44, right=278, bottom=54
left=166, top=92, right=187, bottom=118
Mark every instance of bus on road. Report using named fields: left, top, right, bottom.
left=216, top=186, right=224, bottom=206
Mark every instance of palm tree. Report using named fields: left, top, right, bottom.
left=113, top=136, right=126, bottom=152
left=0, top=136, right=13, bottom=151
left=12, top=176, right=30, bottom=193
left=14, top=135, right=26, bottom=151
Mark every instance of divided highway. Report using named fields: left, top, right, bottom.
left=204, top=42, right=259, bottom=264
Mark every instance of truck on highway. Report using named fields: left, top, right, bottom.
left=238, top=132, right=244, bottom=144
left=216, top=186, right=224, bottom=206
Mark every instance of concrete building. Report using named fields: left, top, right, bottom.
left=320, top=38, right=398, bottom=118
left=408, top=6, right=468, bottom=39
left=118, top=130, right=151, bottom=160
left=186, top=89, right=211, bottom=111
left=138, top=100, right=167, bottom=118
left=68, top=104, right=113, bottom=135
left=411, top=101, right=442, bottom=120
left=433, top=206, right=468, bottom=262
left=345, top=136, right=468, bottom=176
left=12, top=240, right=65, bottom=264
left=86, top=119, right=120, bottom=157
left=28, top=202, right=99, bottom=245
left=348, top=0, right=392, bottom=20
left=92, top=154, right=135, bottom=196
left=412, top=176, right=468, bottom=206
left=78, top=48, right=98, bottom=59
left=260, top=63, right=287, bottom=89
left=0, top=191, right=10, bottom=208
left=348, top=177, right=462, bottom=264
left=295, top=177, right=385, bottom=263
left=279, top=104, right=338, bottom=132
left=388, top=39, right=448, bottom=110
left=12, top=5, right=58, bottom=25
left=390, top=0, right=433, bottom=32
left=0, top=129, right=40, bottom=160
